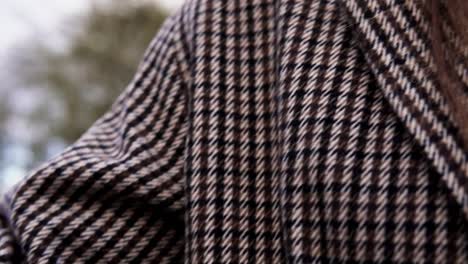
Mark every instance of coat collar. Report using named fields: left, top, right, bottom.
left=340, top=0, right=468, bottom=216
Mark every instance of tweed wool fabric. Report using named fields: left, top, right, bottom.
left=0, top=0, right=467, bottom=263
left=0, top=209, right=18, bottom=263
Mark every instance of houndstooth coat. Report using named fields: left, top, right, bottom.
left=1, top=0, right=467, bottom=263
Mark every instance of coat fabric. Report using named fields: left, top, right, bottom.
left=0, top=0, right=467, bottom=263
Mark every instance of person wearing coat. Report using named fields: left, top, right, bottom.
left=0, top=0, right=467, bottom=263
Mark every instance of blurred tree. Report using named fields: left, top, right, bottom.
left=7, top=1, right=168, bottom=166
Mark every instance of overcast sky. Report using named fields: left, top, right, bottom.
left=0, top=0, right=185, bottom=62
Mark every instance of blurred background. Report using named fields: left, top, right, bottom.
left=0, top=0, right=184, bottom=194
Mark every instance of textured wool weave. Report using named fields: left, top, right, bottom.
left=0, top=0, right=467, bottom=263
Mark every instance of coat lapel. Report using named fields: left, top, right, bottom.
left=341, top=0, right=468, bottom=216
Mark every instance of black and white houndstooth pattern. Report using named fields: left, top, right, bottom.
left=0, top=0, right=466, bottom=263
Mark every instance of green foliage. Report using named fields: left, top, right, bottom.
left=10, top=1, right=168, bottom=163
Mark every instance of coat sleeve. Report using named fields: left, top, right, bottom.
left=0, top=189, right=23, bottom=263
left=0, top=212, right=16, bottom=263
left=1, top=7, right=192, bottom=263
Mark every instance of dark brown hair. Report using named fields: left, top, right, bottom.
left=430, top=0, right=468, bottom=150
